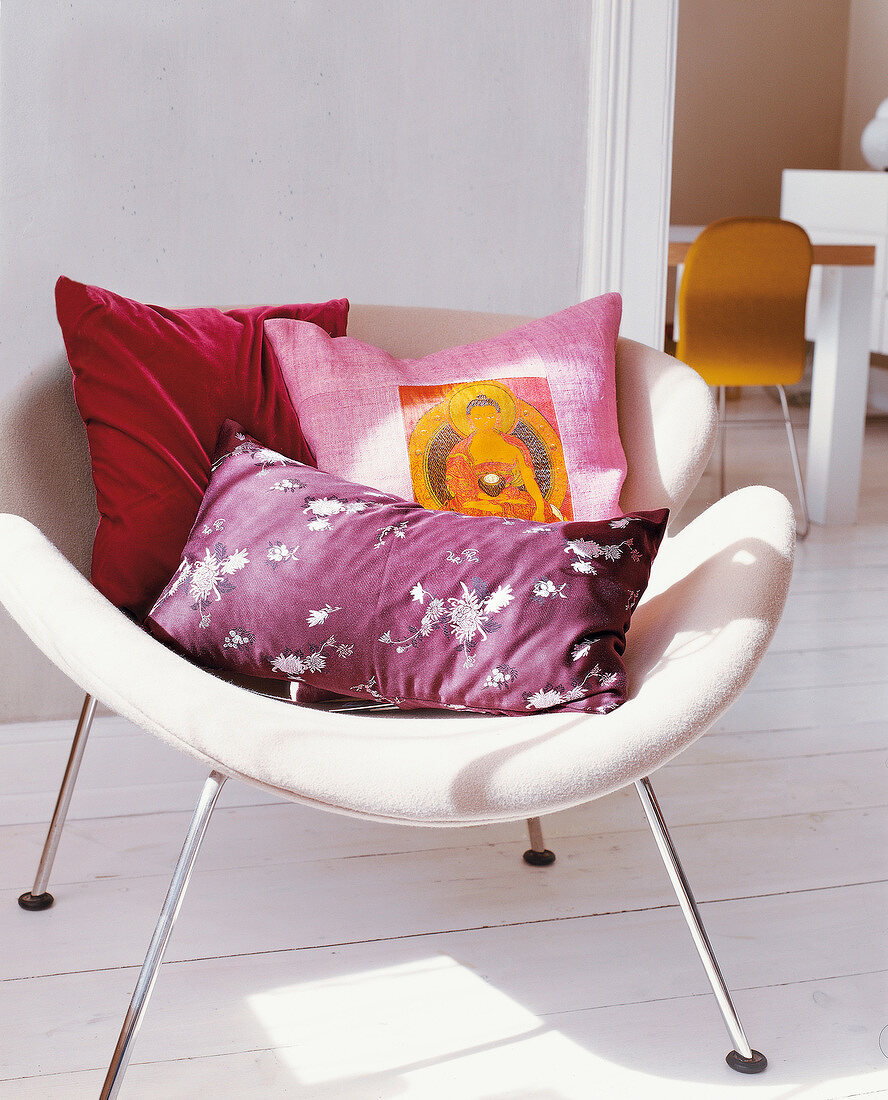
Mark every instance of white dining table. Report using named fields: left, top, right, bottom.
left=669, top=228, right=876, bottom=526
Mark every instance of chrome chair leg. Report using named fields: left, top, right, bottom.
left=523, top=816, right=556, bottom=866
left=18, top=692, right=98, bottom=911
left=635, top=776, right=767, bottom=1074
left=718, top=385, right=727, bottom=498
left=776, top=384, right=810, bottom=539
left=100, top=770, right=227, bottom=1100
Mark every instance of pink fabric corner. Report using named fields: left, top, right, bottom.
left=265, top=294, right=627, bottom=522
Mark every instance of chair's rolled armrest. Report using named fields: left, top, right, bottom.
left=0, top=514, right=262, bottom=770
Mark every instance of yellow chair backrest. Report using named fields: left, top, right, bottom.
left=676, top=217, right=813, bottom=387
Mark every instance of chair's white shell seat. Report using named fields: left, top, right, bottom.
left=0, top=484, right=793, bottom=826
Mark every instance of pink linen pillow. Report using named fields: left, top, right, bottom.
left=264, top=294, right=626, bottom=524
left=145, top=421, right=667, bottom=716
left=56, top=277, right=349, bottom=618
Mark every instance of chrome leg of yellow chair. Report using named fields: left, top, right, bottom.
left=718, top=386, right=728, bottom=498
left=776, top=385, right=810, bottom=540
left=100, top=771, right=228, bottom=1100
left=635, top=776, right=767, bottom=1074
left=523, top=816, right=556, bottom=865
left=18, top=692, right=98, bottom=911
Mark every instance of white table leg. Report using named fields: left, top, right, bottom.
left=807, top=264, right=874, bottom=525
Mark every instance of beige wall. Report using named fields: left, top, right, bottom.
left=671, top=0, right=850, bottom=226
left=840, top=0, right=888, bottom=169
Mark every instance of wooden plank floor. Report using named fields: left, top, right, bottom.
left=1, top=398, right=886, bottom=1099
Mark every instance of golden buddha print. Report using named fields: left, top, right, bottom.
left=401, top=377, right=573, bottom=522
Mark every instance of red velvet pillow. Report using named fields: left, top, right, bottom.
left=55, top=277, right=348, bottom=618
left=145, top=422, right=667, bottom=716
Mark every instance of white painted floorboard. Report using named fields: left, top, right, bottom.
left=0, top=404, right=886, bottom=1098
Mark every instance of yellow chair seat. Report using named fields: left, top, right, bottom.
left=677, top=217, right=812, bottom=386
left=675, top=217, right=813, bottom=535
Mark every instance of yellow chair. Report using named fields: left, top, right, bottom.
left=676, top=216, right=812, bottom=537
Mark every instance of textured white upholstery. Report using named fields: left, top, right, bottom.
left=0, top=305, right=795, bottom=826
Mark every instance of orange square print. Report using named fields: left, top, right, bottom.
left=400, top=376, right=574, bottom=522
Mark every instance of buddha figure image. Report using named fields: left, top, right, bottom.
left=444, top=392, right=559, bottom=521
left=402, top=378, right=572, bottom=523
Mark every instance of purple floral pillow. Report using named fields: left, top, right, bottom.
left=145, top=421, right=668, bottom=715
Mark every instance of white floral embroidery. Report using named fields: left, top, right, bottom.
left=252, top=446, right=295, bottom=475
left=524, top=684, right=564, bottom=710
left=564, top=534, right=634, bottom=568
left=270, top=652, right=305, bottom=677
left=302, top=495, right=371, bottom=534
left=570, top=640, right=596, bottom=663
left=484, top=584, right=514, bottom=614
left=380, top=579, right=510, bottom=668
left=374, top=521, right=409, bottom=549
left=306, top=605, right=341, bottom=627
left=221, top=548, right=249, bottom=574
left=351, top=675, right=386, bottom=702
left=267, top=635, right=348, bottom=679
left=560, top=666, right=606, bottom=702
left=269, top=477, right=305, bottom=493
left=200, top=519, right=225, bottom=535
left=187, top=543, right=249, bottom=628
left=410, top=583, right=428, bottom=603
left=445, top=548, right=480, bottom=563
left=571, top=560, right=597, bottom=574
left=609, top=517, right=631, bottom=528
left=531, top=577, right=568, bottom=605
left=304, top=650, right=327, bottom=672
left=484, top=664, right=518, bottom=691
left=522, top=665, right=614, bottom=711
left=214, top=435, right=303, bottom=475
left=222, top=629, right=254, bottom=650
left=151, top=558, right=191, bottom=610
left=267, top=541, right=297, bottom=566
left=565, top=537, right=603, bottom=560
left=211, top=442, right=251, bottom=470
left=306, top=497, right=346, bottom=518
left=421, top=598, right=446, bottom=636
left=448, top=584, right=487, bottom=647
left=625, top=589, right=641, bottom=613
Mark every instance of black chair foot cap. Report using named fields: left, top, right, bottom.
left=18, top=891, right=54, bottom=912
left=726, top=1049, right=767, bottom=1074
left=523, top=848, right=556, bottom=866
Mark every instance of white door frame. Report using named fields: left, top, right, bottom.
left=582, top=0, right=679, bottom=349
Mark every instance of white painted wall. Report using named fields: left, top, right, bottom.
left=1, top=0, right=593, bottom=405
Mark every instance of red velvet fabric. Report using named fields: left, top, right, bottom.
left=55, top=277, right=348, bottom=618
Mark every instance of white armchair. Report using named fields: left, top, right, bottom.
left=0, top=305, right=794, bottom=1096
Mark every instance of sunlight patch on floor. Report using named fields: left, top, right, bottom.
left=248, top=955, right=549, bottom=1086
left=247, top=954, right=699, bottom=1099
